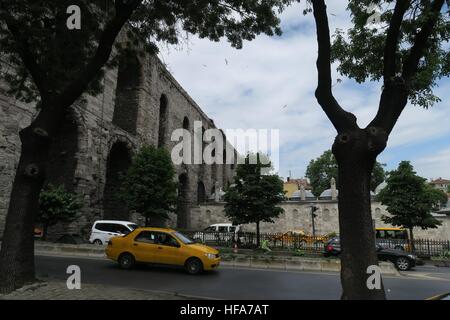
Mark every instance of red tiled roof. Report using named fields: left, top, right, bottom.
left=430, top=178, right=450, bottom=184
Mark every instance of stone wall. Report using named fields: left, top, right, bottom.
left=0, top=53, right=236, bottom=238
left=191, top=201, right=450, bottom=241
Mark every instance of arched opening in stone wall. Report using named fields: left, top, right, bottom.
left=177, top=173, right=190, bottom=229
left=103, top=142, right=132, bottom=220
left=158, top=94, right=168, bottom=148
left=46, top=112, right=79, bottom=191
left=112, top=55, right=142, bottom=135
left=197, top=180, right=206, bottom=205
left=183, top=117, right=190, bottom=130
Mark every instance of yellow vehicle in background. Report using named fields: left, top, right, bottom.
left=375, top=227, right=411, bottom=251
left=271, top=229, right=328, bottom=248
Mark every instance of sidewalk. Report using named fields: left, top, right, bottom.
left=0, top=280, right=192, bottom=300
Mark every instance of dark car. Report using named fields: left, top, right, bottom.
left=324, top=237, right=417, bottom=271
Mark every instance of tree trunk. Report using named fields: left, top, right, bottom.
left=0, top=127, right=50, bottom=293
left=333, top=128, right=387, bottom=300
left=256, top=220, right=260, bottom=248
left=408, top=227, right=415, bottom=253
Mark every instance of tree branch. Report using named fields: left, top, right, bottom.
left=402, top=0, right=445, bottom=81
left=3, top=15, right=50, bottom=102
left=312, top=0, right=358, bottom=133
left=369, top=0, right=445, bottom=134
left=33, top=0, right=143, bottom=133
left=384, top=0, right=411, bottom=81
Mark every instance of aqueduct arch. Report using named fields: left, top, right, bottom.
left=103, top=141, right=132, bottom=220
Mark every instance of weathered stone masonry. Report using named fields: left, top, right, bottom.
left=192, top=201, right=450, bottom=241
left=0, top=53, right=236, bottom=239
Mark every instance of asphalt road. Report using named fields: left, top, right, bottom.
left=35, top=255, right=450, bottom=300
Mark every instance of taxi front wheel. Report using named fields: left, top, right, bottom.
left=185, top=258, right=203, bottom=275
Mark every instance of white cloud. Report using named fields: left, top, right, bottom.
left=414, top=148, right=450, bottom=179
left=158, top=2, right=450, bottom=179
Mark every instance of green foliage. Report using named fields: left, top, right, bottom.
left=327, top=231, right=338, bottom=238
left=305, top=150, right=386, bottom=196
left=377, top=161, right=443, bottom=231
left=0, top=0, right=297, bottom=106
left=330, top=0, right=450, bottom=108
left=428, top=185, right=449, bottom=206
left=38, top=184, right=80, bottom=235
left=292, top=248, right=306, bottom=256
left=439, top=250, right=450, bottom=260
left=224, top=153, right=285, bottom=227
left=117, top=146, right=177, bottom=225
left=261, top=239, right=272, bottom=253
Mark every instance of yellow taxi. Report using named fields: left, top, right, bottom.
left=105, top=227, right=220, bottom=274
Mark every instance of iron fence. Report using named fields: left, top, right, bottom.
left=185, top=230, right=330, bottom=251
left=184, top=230, right=450, bottom=258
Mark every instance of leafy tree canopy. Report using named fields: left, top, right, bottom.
left=117, top=146, right=177, bottom=225
left=0, top=0, right=297, bottom=106
left=305, top=150, right=386, bottom=196
left=329, top=0, right=450, bottom=108
left=224, top=153, right=285, bottom=226
left=38, top=184, right=80, bottom=237
left=377, top=161, right=444, bottom=231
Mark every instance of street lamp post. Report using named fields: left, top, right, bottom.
left=310, top=205, right=319, bottom=237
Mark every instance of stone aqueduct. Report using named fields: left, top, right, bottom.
left=0, top=54, right=236, bottom=238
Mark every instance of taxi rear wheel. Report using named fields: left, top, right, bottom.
left=118, top=253, right=135, bottom=270
left=185, top=258, right=203, bottom=275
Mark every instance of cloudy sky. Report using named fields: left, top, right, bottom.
left=158, top=2, right=450, bottom=181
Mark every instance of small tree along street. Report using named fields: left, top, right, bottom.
left=116, top=146, right=177, bottom=227
left=377, top=161, right=448, bottom=252
left=306, top=150, right=386, bottom=197
left=224, top=154, right=285, bottom=247
left=37, top=185, right=81, bottom=241
left=310, top=0, right=448, bottom=299
left=0, top=0, right=296, bottom=293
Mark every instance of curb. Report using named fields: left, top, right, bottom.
left=219, top=254, right=400, bottom=276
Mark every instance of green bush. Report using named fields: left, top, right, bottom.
left=38, top=184, right=80, bottom=240
left=439, top=250, right=450, bottom=260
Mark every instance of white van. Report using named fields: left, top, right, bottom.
left=89, top=220, right=139, bottom=245
left=193, top=223, right=242, bottom=243
left=204, top=223, right=241, bottom=233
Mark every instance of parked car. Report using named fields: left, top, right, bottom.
left=271, top=229, right=328, bottom=248
left=192, top=223, right=242, bottom=244
left=34, top=227, right=44, bottom=239
left=89, top=220, right=138, bottom=245
left=323, top=236, right=417, bottom=271
left=105, top=227, right=220, bottom=274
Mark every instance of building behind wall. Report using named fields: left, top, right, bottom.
left=0, top=51, right=237, bottom=239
